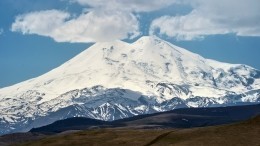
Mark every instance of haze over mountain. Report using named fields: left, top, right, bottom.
left=0, top=36, right=259, bottom=135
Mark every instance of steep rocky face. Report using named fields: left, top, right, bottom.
left=0, top=36, right=259, bottom=134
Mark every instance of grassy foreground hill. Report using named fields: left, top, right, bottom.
left=13, top=115, right=260, bottom=146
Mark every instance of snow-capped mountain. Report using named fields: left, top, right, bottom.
left=0, top=36, right=259, bottom=134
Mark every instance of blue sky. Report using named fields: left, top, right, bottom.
left=0, top=0, right=260, bottom=88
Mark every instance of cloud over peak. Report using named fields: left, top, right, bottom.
left=11, top=0, right=260, bottom=42
left=11, top=0, right=176, bottom=43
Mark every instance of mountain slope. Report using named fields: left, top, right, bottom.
left=0, top=36, right=259, bottom=134
left=29, top=104, right=260, bottom=134
left=6, top=115, right=260, bottom=146
left=1, top=104, right=258, bottom=145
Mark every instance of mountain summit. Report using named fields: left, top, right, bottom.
left=0, top=36, right=259, bottom=134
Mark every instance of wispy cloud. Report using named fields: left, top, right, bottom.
left=71, top=0, right=176, bottom=12
left=0, top=28, right=3, bottom=35
left=149, top=0, right=260, bottom=40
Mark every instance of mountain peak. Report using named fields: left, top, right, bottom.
left=137, top=35, right=162, bottom=41
left=93, top=39, right=128, bottom=47
left=134, top=35, right=164, bottom=45
left=0, top=36, right=259, bottom=135
left=92, top=35, right=164, bottom=47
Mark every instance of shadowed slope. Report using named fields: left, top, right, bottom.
left=30, top=104, right=260, bottom=134
left=14, top=115, right=260, bottom=146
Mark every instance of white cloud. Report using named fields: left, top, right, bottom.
left=11, top=10, right=70, bottom=38
left=150, top=0, right=260, bottom=40
left=13, top=0, right=260, bottom=42
left=11, top=0, right=176, bottom=43
left=11, top=9, right=140, bottom=43
left=51, top=10, right=140, bottom=42
left=11, top=0, right=179, bottom=42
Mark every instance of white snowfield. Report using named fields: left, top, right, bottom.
left=0, top=36, right=259, bottom=134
